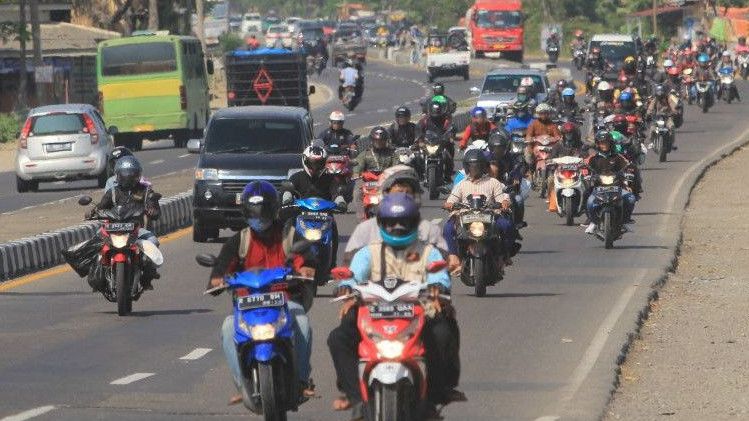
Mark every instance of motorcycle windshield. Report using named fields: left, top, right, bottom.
left=294, top=197, right=337, bottom=212
left=228, top=267, right=291, bottom=290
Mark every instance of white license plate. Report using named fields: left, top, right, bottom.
left=235, top=193, right=242, bottom=205
left=106, top=222, right=135, bottom=232
left=45, top=143, right=72, bottom=153
left=238, top=292, right=285, bottom=310
left=461, top=213, right=492, bottom=224
left=368, top=302, right=414, bottom=319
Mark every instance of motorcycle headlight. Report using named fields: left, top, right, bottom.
left=398, top=154, right=412, bottom=164
left=561, top=179, right=576, bottom=187
left=249, top=323, right=276, bottom=341
left=656, top=120, right=665, bottom=127
left=369, top=195, right=380, bottom=205
left=600, top=175, right=615, bottom=185
left=469, top=222, right=486, bottom=238
left=110, top=233, right=129, bottom=249
left=425, top=145, right=440, bottom=155
left=303, top=228, right=323, bottom=241
left=376, top=340, right=405, bottom=359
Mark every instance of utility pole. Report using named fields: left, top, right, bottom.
left=196, top=0, right=206, bottom=52
left=29, top=0, right=42, bottom=105
left=16, top=0, right=28, bottom=113
left=652, top=0, right=658, bottom=37
left=148, top=0, right=159, bottom=30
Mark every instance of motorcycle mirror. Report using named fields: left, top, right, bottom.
left=309, top=85, right=316, bottom=95
left=331, top=266, right=354, bottom=280
left=150, top=192, right=163, bottom=202
left=195, top=254, right=217, bottom=267
left=426, top=260, right=447, bottom=273
left=78, top=195, right=93, bottom=206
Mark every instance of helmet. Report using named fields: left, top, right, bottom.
left=594, top=130, right=613, bottom=150
left=618, top=91, right=633, bottom=108
left=624, top=56, right=636, bottom=66
left=429, top=100, right=446, bottom=118
left=591, top=46, right=601, bottom=55
left=535, top=102, right=553, bottom=115
left=432, top=82, right=445, bottom=96
left=618, top=74, right=630, bottom=88
left=488, top=128, right=511, bottom=150
left=697, top=52, right=709, bottom=64
left=302, top=144, right=327, bottom=175
left=520, top=77, right=534, bottom=88
left=377, top=192, right=420, bottom=248
left=114, top=156, right=142, bottom=190
left=722, top=50, right=732, bottom=58
left=471, top=106, right=487, bottom=119
left=395, top=106, right=411, bottom=120
left=740, top=36, right=746, bottom=44
left=379, top=165, right=422, bottom=199
left=654, top=84, right=666, bottom=98
left=597, top=81, right=612, bottom=92
left=562, top=87, right=575, bottom=100
left=329, top=111, right=345, bottom=123
left=241, top=181, right=279, bottom=233
left=612, top=114, right=628, bottom=132
left=463, top=148, right=488, bottom=179
left=667, top=66, right=680, bottom=76
left=369, top=126, right=390, bottom=149
left=561, top=121, right=580, bottom=147
left=512, top=100, right=529, bottom=117
left=107, top=146, right=134, bottom=175
left=663, top=59, right=674, bottom=68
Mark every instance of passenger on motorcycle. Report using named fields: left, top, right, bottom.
left=353, top=126, right=396, bottom=178
left=338, top=59, right=359, bottom=100
left=617, top=91, right=640, bottom=115
left=388, top=105, right=418, bottom=148
left=488, top=129, right=528, bottom=227
left=504, top=100, right=534, bottom=133
left=645, top=84, right=677, bottom=146
left=460, top=106, right=495, bottom=150
left=419, top=99, right=455, bottom=178
left=525, top=102, right=561, bottom=166
left=570, top=30, right=586, bottom=51
left=421, top=82, right=457, bottom=115
left=318, top=111, right=357, bottom=149
left=344, top=165, right=448, bottom=264
left=558, top=87, right=581, bottom=119
left=584, top=132, right=637, bottom=234
left=329, top=192, right=461, bottom=418
left=443, top=149, right=518, bottom=267
left=90, top=156, right=161, bottom=289
left=546, top=79, right=567, bottom=109
left=586, top=46, right=607, bottom=72
left=208, top=181, right=318, bottom=404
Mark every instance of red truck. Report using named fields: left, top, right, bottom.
left=466, top=0, right=524, bottom=62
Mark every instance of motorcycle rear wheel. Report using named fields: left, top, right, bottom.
left=658, top=135, right=668, bottom=162
left=115, top=262, right=131, bottom=316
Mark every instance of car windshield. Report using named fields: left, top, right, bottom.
left=336, top=29, right=361, bottom=39
left=482, top=74, right=543, bottom=94
left=302, top=29, right=323, bottom=41
left=205, top=118, right=303, bottom=154
left=31, top=113, right=85, bottom=135
left=590, top=41, right=636, bottom=62
left=101, top=42, right=177, bottom=76
left=269, top=26, right=286, bottom=34
left=475, top=10, right=523, bottom=29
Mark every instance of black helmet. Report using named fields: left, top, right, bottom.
left=395, top=105, right=411, bottom=120
left=114, top=156, right=142, bottom=190
left=240, top=181, right=279, bottom=233
left=370, top=126, right=390, bottom=149
left=463, top=148, right=488, bottom=179
left=654, top=84, right=666, bottom=99
left=488, top=128, right=511, bottom=149
left=432, top=82, right=445, bottom=96
left=429, top=101, right=446, bottom=118
left=595, top=130, right=613, bottom=148
left=107, top=146, right=134, bottom=176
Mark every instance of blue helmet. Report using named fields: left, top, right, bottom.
left=618, top=91, right=633, bottom=103
left=377, top=192, right=420, bottom=248
left=471, top=106, right=487, bottom=119
left=562, top=87, right=575, bottom=97
left=697, top=52, right=709, bottom=64
left=241, top=181, right=279, bottom=233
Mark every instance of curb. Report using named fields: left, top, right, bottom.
left=0, top=191, right=194, bottom=283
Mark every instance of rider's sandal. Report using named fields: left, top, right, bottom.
left=333, top=396, right=352, bottom=411
left=228, top=394, right=243, bottom=406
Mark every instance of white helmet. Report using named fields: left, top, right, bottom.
left=597, top=81, right=612, bottom=91
left=329, top=111, right=345, bottom=122
left=535, top=102, right=553, bottom=114
left=722, top=50, right=732, bottom=57
left=302, top=144, right=327, bottom=175
left=663, top=59, right=674, bottom=68
left=520, top=77, right=534, bottom=87
left=466, top=139, right=489, bottom=152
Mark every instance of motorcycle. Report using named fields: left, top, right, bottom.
left=509, top=129, right=526, bottom=160
left=342, top=85, right=357, bottom=111
left=197, top=253, right=312, bottom=421
left=572, top=48, right=586, bottom=70
left=670, top=89, right=684, bottom=128
left=421, top=132, right=451, bottom=200
left=529, top=135, right=558, bottom=198
left=360, top=170, right=383, bottom=219
left=551, top=156, right=587, bottom=226
left=737, top=52, right=749, bottom=80
left=650, top=114, right=672, bottom=163
left=717, top=67, right=737, bottom=104
left=588, top=173, right=631, bottom=249
left=695, top=79, right=713, bottom=113
left=330, top=263, right=448, bottom=421
left=451, top=194, right=505, bottom=297
left=682, top=67, right=695, bottom=105
left=325, top=143, right=355, bottom=203
left=546, top=42, right=560, bottom=64
left=73, top=194, right=163, bottom=316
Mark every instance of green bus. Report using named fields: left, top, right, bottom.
left=96, top=33, right=214, bottom=150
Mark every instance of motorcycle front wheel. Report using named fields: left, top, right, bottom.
left=564, top=196, right=574, bottom=226
left=427, top=165, right=439, bottom=200
left=603, top=211, right=615, bottom=249
left=259, top=361, right=286, bottom=421
left=658, top=134, right=668, bottom=163
left=369, top=381, right=417, bottom=421
left=472, top=257, right=486, bottom=297
left=115, top=261, right=132, bottom=316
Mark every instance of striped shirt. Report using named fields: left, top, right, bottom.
left=445, top=175, right=510, bottom=206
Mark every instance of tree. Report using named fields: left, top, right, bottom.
left=29, top=0, right=42, bottom=104
left=15, top=0, right=29, bottom=113
left=149, top=0, right=159, bottom=29
left=196, top=0, right=205, bottom=51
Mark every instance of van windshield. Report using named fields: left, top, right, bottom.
left=101, top=42, right=177, bottom=76
left=589, top=40, right=637, bottom=62
left=475, top=10, right=522, bottom=29
left=205, top=118, right=303, bottom=154
left=482, top=74, right=542, bottom=94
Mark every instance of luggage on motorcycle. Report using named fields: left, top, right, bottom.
left=62, top=236, right=104, bottom=278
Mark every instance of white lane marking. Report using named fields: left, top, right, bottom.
left=179, top=347, right=212, bottom=361
left=314, top=122, right=322, bottom=127
left=178, top=153, right=191, bottom=158
left=52, top=181, right=65, bottom=185
left=0, top=406, right=56, bottom=421
left=149, top=159, right=165, bottom=165
left=110, top=372, right=155, bottom=385
left=559, top=268, right=646, bottom=403
left=346, top=113, right=357, bottom=117
left=377, top=108, right=387, bottom=113
left=535, top=417, right=560, bottom=421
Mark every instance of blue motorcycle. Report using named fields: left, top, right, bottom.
left=292, top=197, right=340, bottom=304
left=197, top=255, right=307, bottom=421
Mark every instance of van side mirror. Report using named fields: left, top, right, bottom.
left=309, top=85, right=316, bottom=95
left=187, top=138, right=203, bottom=153
left=206, top=59, right=215, bottom=75
left=108, top=126, right=118, bottom=135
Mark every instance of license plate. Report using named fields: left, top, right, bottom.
left=106, top=222, right=135, bottom=232
left=368, top=302, right=414, bottom=319
left=235, top=193, right=242, bottom=205
left=238, top=292, right=285, bottom=310
left=493, top=44, right=504, bottom=50
left=461, top=213, right=492, bottom=224
left=45, top=143, right=72, bottom=153
left=597, top=186, right=619, bottom=193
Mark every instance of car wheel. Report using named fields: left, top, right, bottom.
left=16, top=176, right=29, bottom=193
left=131, top=137, right=144, bottom=151
left=193, top=220, right=208, bottom=243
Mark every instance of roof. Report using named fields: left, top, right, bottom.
left=591, top=34, right=635, bottom=42
left=29, top=103, right=96, bottom=116
left=99, top=33, right=198, bottom=48
left=0, top=22, right=119, bottom=57
left=212, top=106, right=309, bottom=119
left=629, top=5, right=686, bottom=17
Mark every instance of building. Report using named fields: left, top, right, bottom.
left=0, top=0, right=73, bottom=24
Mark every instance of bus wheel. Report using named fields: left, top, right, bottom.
left=174, top=130, right=190, bottom=148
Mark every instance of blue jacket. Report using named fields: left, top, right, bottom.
left=505, top=116, right=534, bottom=132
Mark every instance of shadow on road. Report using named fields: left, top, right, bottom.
left=0, top=291, right=91, bottom=297
left=615, top=245, right=669, bottom=250
left=99, top=308, right=213, bottom=317
left=468, top=292, right=561, bottom=298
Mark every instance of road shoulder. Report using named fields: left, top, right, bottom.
left=605, top=145, right=749, bottom=420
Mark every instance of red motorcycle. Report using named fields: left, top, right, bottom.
left=331, top=262, right=448, bottom=420
left=529, top=135, right=559, bottom=198
left=325, top=143, right=355, bottom=203
left=360, top=170, right=382, bottom=219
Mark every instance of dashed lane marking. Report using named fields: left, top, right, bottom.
left=110, top=372, right=155, bottom=385
left=377, top=108, right=387, bottom=113
left=149, top=159, right=165, bottom=165
left=179, top=348, right=212, bottom=361
left=0, top=406, right=56, bottom=421
left=178, top=153, right=191, bottom=158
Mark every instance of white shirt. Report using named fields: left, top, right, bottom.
left=340, top=67, right=358, bottom=87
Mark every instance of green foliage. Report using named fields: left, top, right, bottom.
left=0, top=113, right=20, bottom=144
left=219, top=32, right=243, bottom=52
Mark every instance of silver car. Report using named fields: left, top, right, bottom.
left=16, top=104, right=115, bottom=193
left=470, top=68, right=550, bottom=115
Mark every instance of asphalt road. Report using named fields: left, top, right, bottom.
left=2, top=73, right=749, bottom=421
left=0, top=59, right=477, bottom=214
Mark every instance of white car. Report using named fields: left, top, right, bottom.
left=265, top=24, right=292, bottom=48
left=241, top=13, right=262, bottom=34
left=285, top=17, right=302, bottom=33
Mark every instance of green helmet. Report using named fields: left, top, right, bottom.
left=432, top=95, right=448, bottom=105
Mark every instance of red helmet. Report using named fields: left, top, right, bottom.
left=667, top=67, right=680, bottom=76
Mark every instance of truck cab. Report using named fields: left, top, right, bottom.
left=467, top=0, right=524, bottom=62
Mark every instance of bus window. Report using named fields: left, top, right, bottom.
left=101, top=42, right=177, bottom=76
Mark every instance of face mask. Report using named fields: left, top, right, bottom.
left=247, top=218, right=272, bottom=233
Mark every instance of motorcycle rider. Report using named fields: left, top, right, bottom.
left=716, top=50, right=740, bottom=101
left=504, top=100, right=534, bottom=133
left=443, top=149, right=518, bottom=268
left=459, top=106, right=495, bottom=150
left=387, top=105, right=418, bottom=148
left=596, top=80, right=615, bottom=106
left=421, top=82, right=457, bottom=115
left=558, top=87, right=581, bottom=119
left=570, top=29, right=586, bottom=52
left=338, top=58, right=359, bottom=100
left=643, top=35, right=658, bottom=58
left=207, top=181, right=318, bottom=404
left=353, top=126, right=396, bottom=178
left=584, top=131, right=637, bottom=234
left=311, top=37, right=329, bottom=68
left=329, top=192, right=461, bottom=418
left=419, top=99, right=455, bottom=179
left=525, top=102, right=561, bottom=166
left=488, top=128, right=528, bottom=227
left=104, top=146, right=145, bottom=192
left=645, top=84, right=678, bottom=148
left=617, top=91, right=640, bottom=116
left=546, top=79, right=568, bottom=109
left=89, top=156, right=161, bottom=289
left=736, top=36, right=749, bottom=54
left=692, top=52, right=716, bottom=98
left=614, top=75, right=641, bottom=105
left=318, top=111, right=357, bottom=149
